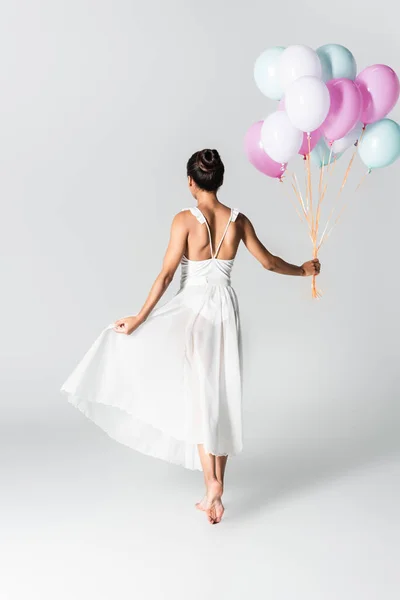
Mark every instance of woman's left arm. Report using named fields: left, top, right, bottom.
left=114, top=212, right=187, bottom=335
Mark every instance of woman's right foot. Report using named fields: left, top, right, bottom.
left=203, top=480, right=224, bottom=524
left=206, top=496, right=224, bottom=524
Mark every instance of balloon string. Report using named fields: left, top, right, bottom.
left=306, top=134, right=321, bottom=299
left=318, top=205, right=335, bottom=250
left=320, top=169, right=371, bottom=248
left=317, top=149, right=335, bottom=217
left=303, top=157, right=309, bottom=213
left=326, top=144, right=334, bottom=172
left=284, top=170, right=310, bottom=229
left=355, top=168, right=371, bottom=192
left=319, top=161, right=324, bottom=196
left=307, top=134, right=314, bottom=234
left=318, top=127, right=366, bottom=250
left=315, top=181, right=328, bottom=234
left=292, top=172, right=309, bottom=222
left=340, top=125, right=366, bottom=193
left=289, top=185, right=306, bottom=223
left=328, top=155, right=338, bottom=178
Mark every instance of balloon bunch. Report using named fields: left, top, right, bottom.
left=246, top=44, right=400, bottom=298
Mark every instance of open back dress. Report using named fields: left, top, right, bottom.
left=61, top=206, right=243, bottom=471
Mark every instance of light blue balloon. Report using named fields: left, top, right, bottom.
left=311, top=138, right=342, bottom=168
left=358, top=118, right=400, bottom=169
left=316, top=44, right=357, bottom=82
left=254, top=46, right=285, bottom=100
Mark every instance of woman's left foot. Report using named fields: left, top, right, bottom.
left=195, top=482, right=224, bottom=514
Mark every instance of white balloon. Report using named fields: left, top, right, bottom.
left=254, top=46, right=286, bottom=100
left=261, top=111, right=303, bottom=164
left=285, top=76, right=330, bottom=133
left=279, top=45, right=322, bottom=92
left=331, top=122, right=363, bottom=154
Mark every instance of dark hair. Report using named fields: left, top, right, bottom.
left=186, top=149, right=225, bottom=192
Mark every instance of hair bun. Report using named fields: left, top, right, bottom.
left=187, top=148, right=225, bottom=191
left=198, top=149, right=222, bottom=172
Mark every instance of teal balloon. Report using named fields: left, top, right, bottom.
left=311, top=138, right=342, bottom=168
left=254, top=46, right=286, bottom=100
left=358, top=118, right=400, bottom=169
left=316, top=44, right=357, bottom=82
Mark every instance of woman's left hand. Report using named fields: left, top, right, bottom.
left=301, top=258, right=321, bottom=277
left=114, top=315, right=143, bottom=335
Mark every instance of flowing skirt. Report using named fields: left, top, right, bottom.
left=61, top=282, right=243, bottom=470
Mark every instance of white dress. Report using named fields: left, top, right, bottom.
left=61, top=206, right=243, bottom=470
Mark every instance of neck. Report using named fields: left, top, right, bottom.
left=195, top=190, right=219, bottom=207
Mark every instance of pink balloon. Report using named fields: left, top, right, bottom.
left=244, top=121, right=286, bottom=179
left=356, top=64, right=400, bottom=124
left=320, top=78, right=362, bottom=142
left=278, top=98, right=321, bottom=155
left=298, top=129, right=322, bottom=156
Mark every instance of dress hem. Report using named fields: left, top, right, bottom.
left=61, top=388, right=242, bottom=472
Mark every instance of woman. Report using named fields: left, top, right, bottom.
left=61, top=149, right=320, bottom=525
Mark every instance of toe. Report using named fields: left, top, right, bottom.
left=207, top=508, right=216, bottom=524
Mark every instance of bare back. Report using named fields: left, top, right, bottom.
left=160, top=203, right=291, bottom=285
left=182, top=204, right=242, bottom=261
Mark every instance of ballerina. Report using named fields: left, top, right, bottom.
left=61, top=148, right=320, bottom=524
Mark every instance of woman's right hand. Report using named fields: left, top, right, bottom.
left=301, top=258, right=321, bottom=277
left=113, top=315, right=144, bottom=335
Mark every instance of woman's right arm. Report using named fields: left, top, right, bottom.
left=114, top=212, right=188, bottom=334
left=241, top=214, right=320, bottom=277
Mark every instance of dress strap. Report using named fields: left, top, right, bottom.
left=181, top=207, right=206, bottom=224
left=181, top=206, right=240, bottom=259
left=181, top=207, right=240, bottom=222
left=181, top=207, right=213, bottom=256
left=197, top=209, right=214, bottom=257
left=214, top=208, right=234, bottom=259
left=231, top=208, right=240, bottom=222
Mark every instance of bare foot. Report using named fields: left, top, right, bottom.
left=195, top=496, right=207, bottom=512
left=205, top=480, right=224, bottom=524
left=195, top=483, right=224, bottom=513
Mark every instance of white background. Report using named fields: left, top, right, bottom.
left=1, top=1, right=399, bottom=599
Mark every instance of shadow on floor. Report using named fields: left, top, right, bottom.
left=225, top=433, right=400, bottom=520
